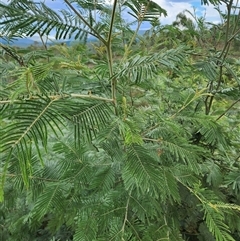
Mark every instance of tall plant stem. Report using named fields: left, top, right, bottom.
left=120, top=189, right=131, bottom=238
left=38, top=32, right=48, bottom=50
left=205, top=0, right=234, bottom=115
left=118, top=1, right=126, bottom=48
left=127, top=21, right=141, bottom=53
left=64, top=0, right=117, bottom=113
left=107, top=0, right=118, bottom=114
left=216, top=98, right=240, bottom=121
left=123, top=2, right=150, bottom=61
left=219, top=0, right=234, bottom=60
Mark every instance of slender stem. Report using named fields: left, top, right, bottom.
left=123, top=1, right=150, bottom=60
left=38, top=32, right=50, bottom=62
left=70, top=93, right=113, bottom=102
left=142, top=123, right=160, bottom=136
left=205, top=0, right=234, bottom=115
left=121, top=190, right=131, bottom=238
left=127, top=21, right=141, bottom=52
left=222, top=21, right=240, bottom=61
left=164, top=215, right=170, bottom=240
left=176, top=177, right=205, bottom=204
left=216, top=98, right=240, bottom=121
left=107, top=0, right=118, bottom=46
left=142, top=137, right=162, bottom=143
left=219, top=0, right=233, bottom=59
left=206, top=65, right=223, bottom=115
left=118, top=1, right=126, bottom=48
left=0, top=44, right=25, bottom=67
left=106, top=0, right=118, bottom=114
left=38, top=32, right=48, bottom=50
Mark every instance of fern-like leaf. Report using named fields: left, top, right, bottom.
left=0, top=1, right=91, bottom=40
left=204, top=204, right=235, bottom=241
left=123, top=0, right=167, bottom=22
left=116, top=47, right=186, bottom=83
left=70, top=100, right=113, bottom=143
left=122, top=144, right=163, bottom=195
left=31, top=183, right=66, bottom=221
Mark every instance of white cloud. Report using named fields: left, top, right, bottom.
left=0, top=0, right=233, bottom=31
left=151, top=0, right=230, bottom=25
left=0, top=0, right=226, bottom=25
left=153, top=0, right=194, bottom=24
left=29, top=34, right=56, bottom=42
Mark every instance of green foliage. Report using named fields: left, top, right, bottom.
left=1, top=0, right=240, bottom=241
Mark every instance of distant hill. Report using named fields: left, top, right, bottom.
left=0, top=38, right=38, bottom=47
left=0, top=30, right=147, bottom=48
left=0, top=37, right=97, bottom=47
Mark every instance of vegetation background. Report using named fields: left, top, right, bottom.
left=0, top=0, right=240, bottom=240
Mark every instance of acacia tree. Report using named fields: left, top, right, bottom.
left=0, top=0, right=240, bottom=240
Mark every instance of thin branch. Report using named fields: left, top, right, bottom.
left=121, top=190, right=131, bottom=238
left=164, top=215, right=170, bottom=240
left=101, top=207, right=126, bottom=216
left=142, top=123, right=160, bottom=136
left=219, top=0, right=233, bottom=60
left=0, top=43, right=25, bottom=67
left=70, top=93, right=113, bottom=102
left=175, top=177, right=205, bottom=204
left=219, top=8, right=240, bottom=65
left=107, top=0, right=118, bottom=46
left=63, top=0, right=107, bottom=45
left=38, top=32, right=48, bottom=50
left=123, top=1, right=150, bottom=61
left=205, top=0, right=237, bottom=115
left=126, top=219, right=142, bottom=240
left=142, top=137, right=162, bottom=143
left=0, top=93, right=114, bottom=104
left=216, top=98, right=240, bottom=121
left=206, top=65, right=223, bottom=115
left=106, top=0, right=118, bottom=114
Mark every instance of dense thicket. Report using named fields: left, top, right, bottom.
left=0, top=0, right=240, bottom=240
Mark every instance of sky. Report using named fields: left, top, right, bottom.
left=154, top=0, right=225, bottom=24
left=0, top=0, right=228, bottom=25
left=0, top=0, right=230, bottom=41
left=36, top=0, right=228, bottom=32
left=39, top=0, right=227, bottom=25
